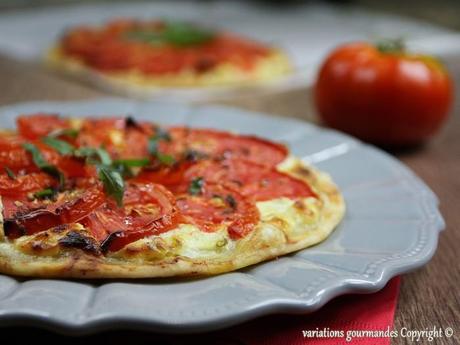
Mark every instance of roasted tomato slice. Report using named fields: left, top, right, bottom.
left=82, top=182, right=180, bottom=252
left=61, top=20, right=271, bottom=74
left=138, top=158, right=316, bottom=201
left=0, top=135, right=38, bottom=173
left=163, top=128, right=288, bottom=166
left=0, top=136, right=89, bottom=178
left=3, top=184, right=106, bottom=238
left=187, top=158, right=317, bottom=201
left=17, top=114, right=70, bottom=140
left=175, top=182, right=259, bottom=239
left=0, top=172, right=56, bottom=197
left=76, top=117, right=153, bottom=159
left=34, top=141, right=91, bottom=179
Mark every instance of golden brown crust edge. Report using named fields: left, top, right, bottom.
left=0, top=158, right=345, bottom=279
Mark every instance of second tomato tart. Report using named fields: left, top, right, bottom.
left=45, top=19, right=292, bottom=92
left=0, top=114, right=344, bottom=278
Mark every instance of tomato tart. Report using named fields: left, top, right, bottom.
left=0, top=114, right=344, bottom=278
left=45, top=19, right=292, bottom=92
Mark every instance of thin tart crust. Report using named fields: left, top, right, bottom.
left=0, top=155, right=345, bottom=278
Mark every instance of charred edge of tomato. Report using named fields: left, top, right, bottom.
left=58, top=230, right=101, bottom=255
left=3, top=194, right=91, bottom=238
left=99, top=230, right=124, bottom=253
left=3, top=219, right=27, bottom=239
left=124, top=116, right=143, bottom=131
left=183, top=149, right=208, bottom=162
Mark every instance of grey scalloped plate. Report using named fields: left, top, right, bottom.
left=0, top=99, right=444, bottom=334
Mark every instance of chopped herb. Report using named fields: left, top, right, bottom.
left=75, top=147, right=112, bottom=166
left=148, top=128, right=175, bottom=165
left=148, top=128, right=171, bottom=154
left=225, top=195, right=237, bottom=209
left=48, top=128, right=79, bottom=139
left=98, top=165, right=125, bottom=207
left=23, top=143, right=65, bottom=188
left=157, top=153, right=176, bottom=166
left=34, top=188, right=57, bottom=200
left=4, top=167, right=16, bottom=180
left=188, top=177, right=204, bottom=196
left=111, top=158, right=150, bottom=179
left=74, top=147, right=125, bottom=205
left=125, top=21, right=215, bottom=47
left=112, top=158, right=150, bottom=167
left=97, top=148, right=113, bottom=165
left=111, top=161, right=134, bottom=179
left=42, top=136, right=76, bottom=155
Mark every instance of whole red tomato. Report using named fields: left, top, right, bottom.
left=314, top=41, right=453, bottom=146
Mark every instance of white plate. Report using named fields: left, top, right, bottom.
left=0, top=99, right=443, bottom=334
left=0, top=1, right=457, bottom=100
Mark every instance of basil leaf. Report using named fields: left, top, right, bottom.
left=42, top=136, right=75, bottom=155
left=111, top=158, right=150, bottom=179
left=111, top=162, right=134, bottom=179
left=23, top=143, right=65, bottom=188
left=162, top=21, right=215, bottom=46
left=125, top=21, right=215, bottom=47
left=112, top=158, right=150, bottom=167
left=4, top=167, right=16, bottom=180
left=95, top=148, right=112, bottom=166
left=75, top=147, right=112, bottom=166
left=188, top=177, right=204, bottom=196
left=148, top=128, right=171, bottom=155
left=157, top=153, right=176, bottom=166
left=98, top=166, right=125, bottom=207
left=148, top=128, right=175, bottom=165
left=48, top=128, right=79, bottom=139
left=34, top=188, right=57, bottom=200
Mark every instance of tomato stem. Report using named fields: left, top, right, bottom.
left=376, top=38, right=405, bottom=54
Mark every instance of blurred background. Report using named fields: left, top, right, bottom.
left=0, top=0, right=458, bottom=122
left=1, top=0, right=459, bottom=30
left=0, top=0, right=459, bottom=31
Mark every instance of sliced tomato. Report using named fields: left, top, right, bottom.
left=61, top=20, right=270, bottom=74
left=165, top=128, right=288, bottom=166
left=0, top=172, right=56, bottom=197
left=0, top=136, right=37, bottom=172
left=17, top=114, right=70, bottom=140
left=134, top=161, right=194, bottom=191
left=82, top=182, right=180, bottom=252
left=76, top=117, right=152, bottom=159
left=57, top=156, right=94, bottom=178
left=3, top=184, right=106, bottom=238
left=139, top=158, right=316, bottom=202
left=32, top=142, right=90, bottom=179
left=185, top=158, right=317, bottom=201
left=175, top=182, right=259, bottom=238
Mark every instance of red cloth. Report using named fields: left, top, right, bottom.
left=172, top=277, right=401, bottom=345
